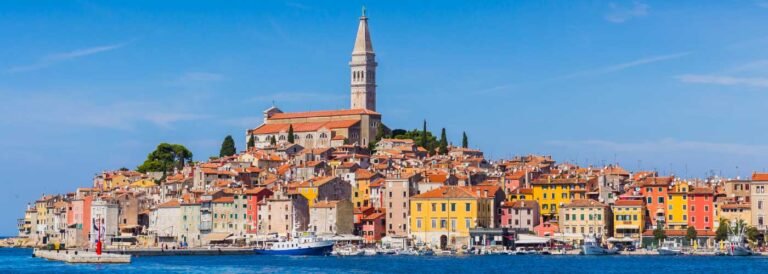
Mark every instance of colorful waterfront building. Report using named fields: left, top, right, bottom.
left=361, top=209, right=386, bottom=244
left=409, top=186, right=493, bottom=250
left=666, top=181, right=689, bottom=230
left=687, top=187, right=714, bottom=231
left=558, top=199, right=611, bottom=244
left=611, top=199, right=644, bottom=243
left=244, top=187, right=273, bottom=234
left=296, top=176, right=351, bottom=207
left=499, top=200, right=540, bottom=232
left=531, top=178, right=587, bottom=221
left=639, top=176, right=673, bottom=228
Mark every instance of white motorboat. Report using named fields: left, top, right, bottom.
left=582, top=235, right=619, bottom=255
left=657, top=240, right=683, bottom=256
left=725, top=220, right=753, bottom=256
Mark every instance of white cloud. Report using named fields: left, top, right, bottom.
left=563, top=52, right=689, bottom=78
left=548, top=138, right=768, bottom=156
left=676, top=74, right=768, bottom=88
left=7, top=43, right=126, bottom=73
left=0, top=92, right=207, bottom=130
left=604, top=2, right=649, bottom=23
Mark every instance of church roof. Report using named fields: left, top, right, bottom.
left=250, top=119, right=361, bottom=135
left=353, top=7, right=373, bottom=54
left=269, top=109, right=379, bottom=120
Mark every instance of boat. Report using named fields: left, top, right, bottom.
left=332, top=245, right=364, bottom=256
left=362, top=248, right=378, bottom=256
left=419, top=249, right=435, bottom=256
left=253, top=213, right=333, bottom=256
left=396, top=249, right=419, bottom=256
left=514, top=247, right=536, bottom=255
left=581, top=235, right=619, bottom=255
left=725, top=220, right=753, bottom=256
left=657, top=240, right=683, bottom=256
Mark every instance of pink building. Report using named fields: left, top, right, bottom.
left=361, top=209, right=386, bottom=244
left=534, top=220, right=559, bottom=237
left=500, top=200, right=540, bottom=232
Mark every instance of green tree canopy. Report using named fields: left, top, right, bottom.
left=137, top=143, right=193, bottom=175
left=220, top=135, right=237, bottom=157
left=462, top=131, right=468, bottom=148
left=438, top=128, right=448, bottom=155
left=685, top=226, right=698, bottom=242
left=288, top=124, right=295, bottom=143
left=653, top=224, right=666, bottom=242
left=715, top=219, right=729, bottom=242
left=393, top=128, right=439, bottom=153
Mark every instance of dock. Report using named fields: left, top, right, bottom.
left=104, top=247, right=254, bottom=256
left=33, top=249, right=131, bottom=263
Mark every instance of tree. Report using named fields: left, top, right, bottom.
left=685, top=226, right=698, bottom=243
left=287, top=124, right=295, bottom=143
left=220, top=135, right=236, bottom=157
left=421, top=120, right=428, bottom=149
left=392, top=128, right=439, bottom=153
left=270, top=135, right=277, bottom=146
left=438, top=128, right=448, bottom=155
left=462, top=131, right=468, bottom=148
left=375, top=123, right=386, bottom=142
left=137, top=143, right=193, bottom=175
left=653, top=224, right=666, bottom=242
left=247, top=135, right=255, bottom=149
left=746, top=226, right=759, bottom=242
left=715, top=219, right=729, bottom=242
left=391, top=128, right=407, bottom=137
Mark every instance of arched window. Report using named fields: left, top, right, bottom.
left=294, top=134, right=299, bottom=140
left=306, top=134, right=313, bottom=139
left=279, top=135, right=286, bottom=141
left=254, top=136, right=259, bottom=142
left=319, top=133, right=328, bottom=139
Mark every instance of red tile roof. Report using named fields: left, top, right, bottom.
left=753, top=173, right=768, bottom=181
left=269, top=109, right=380, bottom=119
left=250, top=120, right=360, bottom=135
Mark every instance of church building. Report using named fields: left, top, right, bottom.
left=247, top=9, right=382, bottom=149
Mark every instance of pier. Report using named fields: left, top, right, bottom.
left=33, top=249, right=131, bottom=263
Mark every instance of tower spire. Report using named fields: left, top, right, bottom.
left=350, top=7, right=377, bottom=111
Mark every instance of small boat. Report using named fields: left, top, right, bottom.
left=514, top=247, right=535, bottom=255
left=253, top=214, right=333, bottom=256
left=582, top=235, right=619, bottom=255
left=657, top=240, right=683, bottom=256
left=725, top=220, right=753, bottom=256
left=419, top=249, right=435, bottom=256
left=362, top=248, right=378, bottom=256
left=396, top=249, right=419, bottom=256
left=333, top=245, right=364, bottom=256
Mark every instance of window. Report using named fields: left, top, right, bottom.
left=580, top=214, right=584, bottom=221
left=431, top=218, right=437, bottom=228
left=647, top=197, right=652, bottom=204
left=683, top=215, right=687, bottom=221
left=658, top=197, right=665, bottom=204
left=416, top=219, right=422, bottom=229
left=668, top=215, right=673, bottom=221
left=692, top=216, right=696, bottom=222
left=691, top=206, right=695, bottom=212
left=451, top=203, right=456, bottom=212
left=704, top=206, right=709, bottom=212
left=440, top=219, right=447, bottom=228
left=465, top=218, right=471, bottom=229
left=416, top=203, right=422, bottom=212
left=465, top=203, right=471, bottom=211
left=451, top=219, right=456, bottom=231
left=565, top=214, right=570, bottom=221
left=432, top=203, right=436, bottom=211
left=441, top=203, right=446, bottom=212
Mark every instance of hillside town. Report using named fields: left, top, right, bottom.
left=11, top=10, right=768, bottom=256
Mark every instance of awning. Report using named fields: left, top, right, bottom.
left=607, top=237, right=635, bottom=242
left=225, top=235, right=245, bottom=241
left=515, top=234, right=551, bottom=245
left=203, top=232, right=232, bottom=242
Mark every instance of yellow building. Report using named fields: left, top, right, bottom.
left=296, top=176, right=348, bottom=207
left=666, top=182, right=689, bottom=229
left=507, top=188, right=533, bottom=202
left=558, top=199, right=611, bottom=244
left=352, top=170, right=382, bottom=208
left=409, top=186, right=493, bottom=250
left=531, top=178, right=587, bottom=220
left=611, top=200, right=644, bottom=243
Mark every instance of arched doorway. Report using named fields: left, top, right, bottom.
left=440, top=235, right=448, bottom=250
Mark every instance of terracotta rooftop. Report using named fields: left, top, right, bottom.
left=563, top=199, right=606, bottom=208
left=250, top=119, right=361, bottom=135
left=269, top=109, right=380, bottom=120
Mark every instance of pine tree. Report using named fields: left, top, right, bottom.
left=715, top=219, right=729, bottom=242
left=438, top=128, right=448, bottom=155
left=287, top=124, right=295, bottom=143
left=462, top=131, right=468, bottom=148
left=219, top=135, right=236, bottom=157
left=247, top=135, right=255, bottom=149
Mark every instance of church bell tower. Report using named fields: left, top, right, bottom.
left=350, top=7, right=377, bottom=111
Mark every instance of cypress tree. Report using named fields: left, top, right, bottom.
left=219, top=135, right=236, bottom=157
left=270, top=135, right=277, bottom=146
left=462, top=131, right=468, bottom=148
left=287, top=124, right=295, bottom=143
left=247, top=135, right=255, bottom=149
left=421, top=120, right=428, bottom=148
left=439, top=128, right=448, bottom=155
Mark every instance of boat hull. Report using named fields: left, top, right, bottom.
left=657, top=248, right=683, bottom=256
left=254, top=243, right=333, bottom=256
left=582, top=246, right=618, bottom=255
left=728, top=246, right=752, bottom=256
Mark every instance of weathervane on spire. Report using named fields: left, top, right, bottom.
left=362, top=5, right=366, bottom=17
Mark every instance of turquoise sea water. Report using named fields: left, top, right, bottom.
left=3, top=248, right=768, bottom=273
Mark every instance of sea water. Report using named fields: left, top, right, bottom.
left=2, top=248, right=768, bottom=273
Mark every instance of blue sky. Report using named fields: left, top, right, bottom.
left=2, top=0, right=768, bottom=234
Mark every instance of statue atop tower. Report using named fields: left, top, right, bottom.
left=350, top=6, right=377, bottom=111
